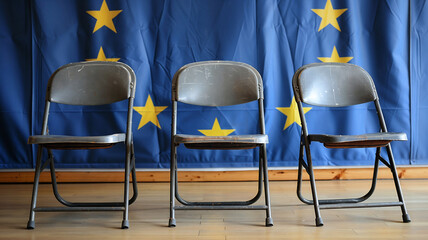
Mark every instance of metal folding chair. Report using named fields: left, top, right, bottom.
left=292, top=62, right=411, bottom=226
left=169, top=61, right=273, bottom=227
left=27, top=61, right=137, bottom=229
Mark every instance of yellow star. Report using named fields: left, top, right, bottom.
left=86, top=47, right=120, bottom=62
left=277, top=97, right=312, bottom=130
left=87, top=0, right=122, bottom=33
left=133, top=95, right=167, bottom=129
left=318, top=46, right=353, bottom=63
left=312, top=0, right=347, bottom=32
left=198, top=118, right=235, bottom=136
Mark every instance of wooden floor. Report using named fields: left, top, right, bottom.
left=0, top=179, right=427, bottom=239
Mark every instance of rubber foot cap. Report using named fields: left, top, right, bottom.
left=403, top=213, right=411, bottom=223
left=266, top=217, right=273, bottom=227
left=121, top=220, right=129, bottom=229
left=316, top=217, right=324, bottom=227
left=27, top=221, right=35, bottom=229
left=168, top=218, right=176, bottom=227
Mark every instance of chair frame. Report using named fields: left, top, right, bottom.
left=27, top=61, right=137, bottom=229
left=169, top=61, right=273, bottom=227
left=292, top=62, right=411, bottom=226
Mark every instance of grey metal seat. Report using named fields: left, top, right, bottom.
left=292, top=62, right=411, bottom=226
left=28, top=134, right=126, bottom=149
left=309, top=132, right=408, bottom=148
left=175, top=134, right=268, bottom=149
left=169, top=61, right=273, bottom=227
left=27, top=61, right=137, bottom=229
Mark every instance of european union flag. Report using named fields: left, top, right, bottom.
left=1, top=0, right=425, bottom=169
left=0, top=1, right=32, bottom=168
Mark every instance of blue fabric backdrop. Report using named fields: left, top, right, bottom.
left=0, top=0, right=424, bottom=169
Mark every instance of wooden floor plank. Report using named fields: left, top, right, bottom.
left=0, top=179, right=427, bottom=239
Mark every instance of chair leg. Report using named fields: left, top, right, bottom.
left=173, top=148, right=265, bottom=207
left=385, top=145, right=411, bottom=223
left=31, top=147, right=137, bottom=229
left=169, top=144, right=177, bottom=227
left=302, top=142, right=323, bottom=227
left=298, top=151, right=380, bottom=206
left=170, top=145, right=268, bottom=226
left=297, top=143, right=410, bottom=226
left=49, top=154, right=69, bottom=206
left=261, top=145, right=273, bottom=227
left=297, top=142, right=311, bottom=204
left=121, top=145, right=131, bottom=229
left=129, top=147, right=139, bottom=204
left=174, top=148, right=263, bottom=208
left=27, top=147, right=44, bottom=229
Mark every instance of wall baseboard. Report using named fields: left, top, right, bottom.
left=1, top=166, right=427, bottom=183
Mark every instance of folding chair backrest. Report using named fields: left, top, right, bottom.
left=293, top=62, right=378, bottom=107
left=47, top=61, right=136, bottom=105
left=172, top=61, right=263, bottom=106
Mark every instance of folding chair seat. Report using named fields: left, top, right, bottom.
left=292, top=62, right=411, bottom=226
left=169, top=61, right=273, bottom=227
left=27, top=61, right=137, bottom=229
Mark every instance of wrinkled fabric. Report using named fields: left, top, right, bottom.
left=0, top=0, right=422, bottom=169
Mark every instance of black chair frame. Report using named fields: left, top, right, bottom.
left=169, top=61, right=273, bottom=227
left=27, top=61, right=138, bottom=229
left=293, top=62, right=411, bottom=226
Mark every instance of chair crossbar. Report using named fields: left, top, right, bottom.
left=34, top=207, right=126, bottom=212
left=174, top=205, right=269, bottom=210
left=319, top=202, right=404, bottom=209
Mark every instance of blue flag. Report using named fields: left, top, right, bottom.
left=0, top=1, right=32, bottom=168
left=0, top=0, right=424, bottom=169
